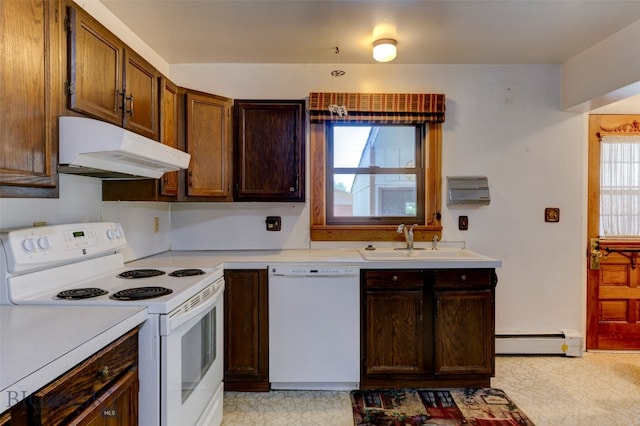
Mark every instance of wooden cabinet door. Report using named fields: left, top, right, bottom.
left=363, top=290, right=426, bottom=377
left=234, top=100, right=305, bottom=201
left=30, top=329, right=138, bottom=426
left=67, top=369, right=138, bottom=426
left=67, top=5, right=123, bottom=127
left=223, top=270, right=269, bottom=391
left=0, top=0, right=60, bottom=197
left=184, top=90, right=232, bottom=199
left=0, top=410, right=9, bottom=426
left=434, top=290, right=494, bottom=376
left=123, top=49, right=159, bottom=140
left=159, top=77, right=179, bottom=196
left=67, top=5, right=159, bottom=141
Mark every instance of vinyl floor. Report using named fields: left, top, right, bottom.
left=220, top=352, right=640, bottom=425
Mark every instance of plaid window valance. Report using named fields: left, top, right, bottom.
left=308, top=92, right=445, bottom=123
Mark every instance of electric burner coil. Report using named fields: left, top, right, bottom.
left=57, top=288, right=108, bottom=300
left=110, top=286, right=173, bottom=300
left=118, top=269, right=166, bottom=279
left=168, top=269, right=205, bottom=277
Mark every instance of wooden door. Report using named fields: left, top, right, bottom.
left=123, top=48, right=159, bottom=140
left=234, top=100, right=305, bottom=201
left=434, top=290, right=494, bottom=375
left=184, top=90, right=232, bottom=199
left=159, top=77, right=179, bottom=196
left=0, top=0, right=59, bottom=197
left=223, top=270, right=270, bottom=391
left=363, top=290, right=426, bottom=377
left=67, top=5, right=123, bottom=127
left=587, top=115, right=640, bottom=350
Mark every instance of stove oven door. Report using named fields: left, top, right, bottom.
left=160, top=278, right=224, bottom=426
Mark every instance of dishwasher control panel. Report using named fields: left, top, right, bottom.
left=269, top=265, right=359, bottom=277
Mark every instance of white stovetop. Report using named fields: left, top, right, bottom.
left=0, top=305, right=147, bottom=409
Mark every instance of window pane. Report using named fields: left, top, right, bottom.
left=600, top=136, right=640, bottom=237
left=333, top=174, right=417, bottom=217
left=332, top=126, right=416, bottom=168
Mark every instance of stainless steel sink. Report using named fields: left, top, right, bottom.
left=358, top=247, right=480, bottom=261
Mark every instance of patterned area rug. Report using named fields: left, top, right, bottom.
left=351, top=388, right=534, bottom=425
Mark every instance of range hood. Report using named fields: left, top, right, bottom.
left=59, top=116, right=190, bottom=179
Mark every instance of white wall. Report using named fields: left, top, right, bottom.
left=102, top=202, right=171, bottom=261
left=171, top=63, right=586, bottom=335
left=170, top=202, right=309, bottom=250
left=0, top=174, right=102, bottom=228
left=562, top=18, right=640, bottom=111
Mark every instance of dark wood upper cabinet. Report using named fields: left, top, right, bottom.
left=234, top=100, right=305, bottom=202
left=66, top=5, right=159, bottom=141
left=0, top=0, right=61, bottom=198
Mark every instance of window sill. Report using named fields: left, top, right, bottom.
left=310, top=225, right=442, bottom=242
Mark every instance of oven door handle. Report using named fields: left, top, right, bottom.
left=161, top=279, right=224, bottom=335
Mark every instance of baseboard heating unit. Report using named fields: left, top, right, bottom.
left=495, top=330, right=583, bottom=357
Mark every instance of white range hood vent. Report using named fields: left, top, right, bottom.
left=58, top=116, right=190, bottom=179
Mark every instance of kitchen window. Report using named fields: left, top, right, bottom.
left=308, top=92, right=446, bottom=241
left=327, top=123, right=425, bottom=225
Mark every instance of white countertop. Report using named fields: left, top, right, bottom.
left=128, top=248, right=502, bottom=270
left=0, top=305, right=147, bottom=411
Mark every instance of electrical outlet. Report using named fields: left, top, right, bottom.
left=153, top=217, right=160, bottom=233
left=458, top=215, right=469, bottom=231
left=266, top=216, right=281, bottom=231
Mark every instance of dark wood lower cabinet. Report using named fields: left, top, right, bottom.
left=0, top=410, right=9, bottom=425
left=67, top=369, right=138, bottom=426
left=8, top=328, right=139, bottom=426
left=361, top=269, right=496, bottom=389
left=223, top=269, right=269, bottom=391
left=435, top=290, right=494, bottom=376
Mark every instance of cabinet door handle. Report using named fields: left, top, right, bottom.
left=290, top=174, right=299, bottom=192
left=460, top=274, right=467, bottom=281
left=188, top=171, right=193, bottom=187
left=391, top=275, right=398, bottom=282
left=124, top=93, right=134, bottom=116
left=98, top=365, right=111, bottom=380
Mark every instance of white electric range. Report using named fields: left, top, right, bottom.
left=0, top=222, right=225, bottom=426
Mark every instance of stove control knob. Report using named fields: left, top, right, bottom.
left=37, top=236, right=51, bottom=250
left=22, top=238, right=36, bottom=252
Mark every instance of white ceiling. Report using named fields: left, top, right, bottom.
left=100, top=0, right=640, bottom=111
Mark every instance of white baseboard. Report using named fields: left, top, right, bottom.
left=495, top=330, right=583, bottom=357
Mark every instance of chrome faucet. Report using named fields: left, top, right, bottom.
left=397, top=224, right=417, bottom=249
left=432, top=235, right=439, bottom=250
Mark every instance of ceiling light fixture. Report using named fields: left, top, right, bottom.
left=372, top=38, right=397, bottom=62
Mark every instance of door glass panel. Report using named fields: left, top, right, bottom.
left=181, top=307, right=216, bottom=402
left=599, top=135, right=640, bottom=237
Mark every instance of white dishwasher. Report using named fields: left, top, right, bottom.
left=268, top=264, right=360, bottom=390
